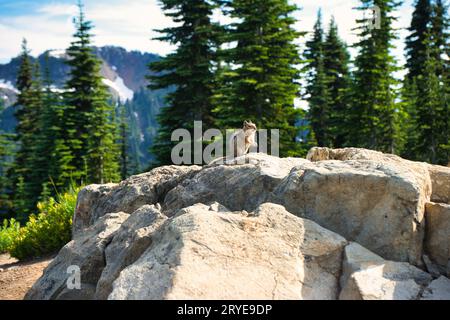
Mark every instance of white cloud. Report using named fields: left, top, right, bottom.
left=37, top=3, right=78, bottom=17
left=0, top=0, right=176, bottom=62
left=0, top=0, right=414, bottom=66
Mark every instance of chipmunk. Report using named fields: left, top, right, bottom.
left=228, top=120, right=258, bottom=158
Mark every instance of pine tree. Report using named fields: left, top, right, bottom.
left=323, top=17, right=352, bottom=148
left=405, top=0, right=433, bottom=81
left=12, top=39, right=44, bottom=214
left=13, top=39, right=34, bottom=192
left=414, top=33, right=449, bottom=164
left=304, top=13, right=352, bottom=148
left=431, top=0, right=448, bottom=76
left=400, top=78, right=420, bottom=159
left=403, top=0, right=449, bottom=163
left=26, top=63, right=46, bottom=203
left=349, top=0, right=402, bottom=153
left=117, top=104, right=130, bottom=180
left=149, top=0, right=220, bottom=166
left=15, top=176, right=27, bottom=221
left=304, top=11, right=332, bottom=147
left=214, top=0, right=304, bottom=157
left=63, top=1, right=119, bottom=184
left=34, top=53, right=70, bottom=191
left=0, top=100, right=14, bottom=216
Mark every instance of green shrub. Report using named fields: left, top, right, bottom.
left=0, top=218, right=21, bottom=253
left=8, top=186, right=80, bottom=260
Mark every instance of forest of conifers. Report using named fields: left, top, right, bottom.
left=0, top=0, right=448, bottom=222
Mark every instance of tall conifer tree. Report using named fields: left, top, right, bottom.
left=214, top=0, right=304, bottom=156
left=405, top=0, right=433, bottom=80
left=403, top=0, right=449, bottom=163
left=63, top=2, right=119, bottom=184
left=149, top=0, right=220, bottom=166
left=12, top=39, right=44, bottom=214
left=349, top=0, right=402, bottom=153
left=323, top=17, right=352, bottom=148
left=0, top=100, right=14, bottom=216
left=414, top=33, right=449, bottom=164
left=304, top=11, right=332, bottom=147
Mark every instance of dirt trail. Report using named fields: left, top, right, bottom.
left=0, top=253, right=54, bottom=300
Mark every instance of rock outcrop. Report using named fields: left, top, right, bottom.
left=339, top=243, right=432, bottom=300
left=425, top=202, right=450, bottom=276
left=307, top=147, right=449, bottom=204
left=72, top=166, right=201, bottom=235
left=26, top=148, right=450, bottom=300
left=109, top=203, right=347, bottom=300
left=272, top=160, right=429, bottom=265
left=163, top=153, right=309, bottom=215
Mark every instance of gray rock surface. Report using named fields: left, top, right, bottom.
left=425, top=202, right=450, bottom=275
left=95, top=205, right=168, bottom=299
left=26, top=149, right=450, bottom=300
left=421, top=276, right=450, bottom=300
left=109, top=203, right=347, bottom=300
left=163, top=153, right=309, bottom=215
left=26, top=212, right=129, bottom=300
left=340, top=243, right=432, bottom=300
left=73, top=165, right=201, bottom=234
left=273, top=160, right=430, bottom=265
left=307, top=146, right=447, bottom=203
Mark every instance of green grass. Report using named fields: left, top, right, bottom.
left=0, top=186, right=81, bottom=260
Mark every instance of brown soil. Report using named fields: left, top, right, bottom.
left=0, top=253, right=54, bottom=300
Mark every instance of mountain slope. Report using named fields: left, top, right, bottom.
left=0, top=46, right=168, bottom=172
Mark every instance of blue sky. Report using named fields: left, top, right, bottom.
left=0, top=0, right=415, bottom=64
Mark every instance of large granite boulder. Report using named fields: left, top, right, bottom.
left=25, top=213, right=129, bottom=300
left=108, top=203, right=347, bottom=300
left=73, top=165, right=201, bottom=235
left=272, top=160, right=430, bottom=265
left=163, top=153, right=309, bottom=215
left=26, top=149, right=450, bottom=300
left=307, top=147, right=449, bottom=204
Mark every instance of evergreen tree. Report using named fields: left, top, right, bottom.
left=149, top=0, right=220, bottom=166
left=349, top=0, right=402, bottom=153
left=430, top=0, right=448, bottom=76
left=63, top=2, right=119, bottom=184
left=304, top=13, right=352, bottom=148
left=214, top=0, right=304, bottom=157
left=12, top=39, right=44, bottom=214
left=305, top=10, right=325, bottom=74
left=0, top=100, right=14, bottom=217
left=323, top=17, right=352, bottom=148
left=304, top=11, right=332, bottom=147
left=403, top=0, right=449, bottom=163
left=405, top=0, right=433, bottom=81
left=14, top=176, right=27, bottom=220
left=117, top=104, right=130, bottom=180
left=34, top=53, right=70, bottom=191
left=400, top=78, right=420, bottom=159
left=414, top=33, right=449, bottom=164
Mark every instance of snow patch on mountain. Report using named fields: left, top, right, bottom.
left=49, top=49, right=66, bottom=59
left=102, top=76, right=134, bottom=103
left=0, top=79, right=19, bottom=93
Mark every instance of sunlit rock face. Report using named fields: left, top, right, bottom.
left=25, top=149, right=450, bottom=300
